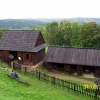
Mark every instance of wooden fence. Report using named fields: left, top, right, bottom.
left=13, top=63, right=100, bottom=100
left=0, top=56, right=11, bottom=66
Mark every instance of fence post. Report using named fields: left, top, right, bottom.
left=52, top=76, right=55, bottom=85
left=61, top=79, right=64, bottom=88
left=1, top=60, right=2, bottom=66
left=44, top=73, right=45, bottom=80
left=25, top=67, right=27, bottom=74
left=74, top=83, right=76, bottom=92
left=94, top=89, right=98, bottom=100
left=13, top=62, right=15, bottom=70
left=38, top=71, right=40, bottom=80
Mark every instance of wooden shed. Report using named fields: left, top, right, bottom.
left=44, top=46, right=100, bottom=77
left=0, top=30, right=47, bottom=65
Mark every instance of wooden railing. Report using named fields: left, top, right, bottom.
left=0, top=56, right=11, bottom=66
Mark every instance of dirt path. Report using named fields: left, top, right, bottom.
left=47, top=72, right=96, bottom=84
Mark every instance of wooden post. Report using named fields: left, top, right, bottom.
left=94, top=89, right=98, bottom=100
left=73, top=83, right=76, bottom=92
left=1, top=60, right=2, bottom=66
left=94, top=67, right=100, bottom=78
left=13, top=62, right=15, bottom=70
left=25, top=67, right=27, bottom=74
left=44, top=73, right=46, bottom=80
left=64, top=64, right=71, bottom=74
left=52, top=76, right=55, bottom=85
left=77, top=66, right=83, bottom=76
left=38, top=71, right=40, bottom=80
left=61, top=79, right=64, bottom=88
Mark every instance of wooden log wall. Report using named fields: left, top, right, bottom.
left=64, top=64, right=71, bottom=74
left=94, top=67, right=100, bottom=78
left=77, top=66, right=83, bottom=76
left=35, top=33, right=45, bottom=47
left=47, top=63, right=53, bottom=71
left=33, top=49, right=45, bottom=65
left=2, top=51, right=9, bottom=59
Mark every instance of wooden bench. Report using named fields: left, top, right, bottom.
left=7, top=74, right=30, bottom=86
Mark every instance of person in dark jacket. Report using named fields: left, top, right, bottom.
left=13, top=72, right=18, bottom=78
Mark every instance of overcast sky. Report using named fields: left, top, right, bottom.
left=0, top=0, right=100, bottom=19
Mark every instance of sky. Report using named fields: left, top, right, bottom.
left=0, top=0, right=100, bottom=19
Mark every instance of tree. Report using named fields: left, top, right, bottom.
left=0, top=28, right=9, bottom=39
left=71, top=22, right=80, bottom=47
left=58, top=20, right=71, bottom=46
left=79, top=22, right=100, bottom=48
left=45, top=22, right=58, bottom=45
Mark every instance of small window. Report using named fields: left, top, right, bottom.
left=26, top=54, right=29, bottom=59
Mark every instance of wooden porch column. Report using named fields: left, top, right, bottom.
left=77, top=66, right=83, bottom=76
left=64, top=64, right=71, bottom=74
left=47, top=63, right=53, bottom=71
left=94, top=67, right=100, bottom=78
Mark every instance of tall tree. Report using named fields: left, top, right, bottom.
left=71, top=22, right=80, bottom=47
left=45, top=22, right=58, bottom=45
left=59, top=20, right=71, bottom=46
left=79, top=22, right=100, bottom=48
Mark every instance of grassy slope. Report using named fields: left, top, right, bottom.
left=0, top=69, right=94, bottom=100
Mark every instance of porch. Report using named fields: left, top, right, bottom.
left=46, top=62, right=100, bottom=78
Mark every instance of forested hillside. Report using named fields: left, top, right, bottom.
left=0, top=19, right=46, bottom=29
left=0, top=18, right=100, bottom=29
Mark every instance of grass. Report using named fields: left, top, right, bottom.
left=0, top=60, right=11, bottom=68
left=45, top=46, right=48, bottom=53
left=37, top=66, right=52, bottom=74
left=0, top=68, right=95, bottom=100
left=37, top=66, right=97, bottom=85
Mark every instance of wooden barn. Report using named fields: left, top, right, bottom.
left=0, top=30, right=47, bottom=65
left=44, top=46, right=100, bottom=77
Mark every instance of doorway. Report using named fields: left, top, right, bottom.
left=9, top=51, right=17, bottom=59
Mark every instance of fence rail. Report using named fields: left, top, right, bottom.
left=11, top=63, right=100, bottom=100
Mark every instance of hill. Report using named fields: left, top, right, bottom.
left=0, top=18, right=100, bottom=29
left=0, top=68, right=93, bottom=100
left=0, top=19, right=46, bottom=30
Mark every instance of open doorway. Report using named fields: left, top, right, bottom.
left=83, top=66, right=95, bottom=74
left=53, top=63, right=64, bottom=72
left=9, top=51, right=17, bottom=60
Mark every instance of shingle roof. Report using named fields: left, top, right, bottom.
left=0, top=30, right=46, bottom=52
left=44, top=46, right=100, bottom=67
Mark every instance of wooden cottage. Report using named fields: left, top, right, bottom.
left=44, top=46, right=100, bottom=77
left=0, top=30, right=47, bottom=65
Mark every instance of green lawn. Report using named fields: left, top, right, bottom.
left=0, top=69, right=95, bottom=100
